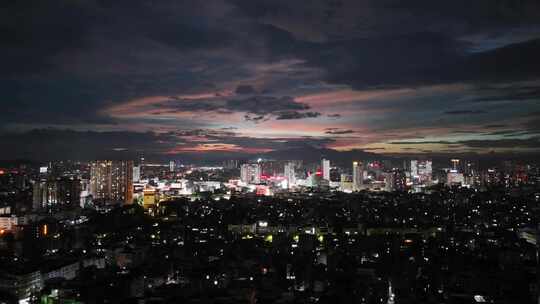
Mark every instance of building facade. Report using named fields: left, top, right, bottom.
left=90, top=160, right=134, bottom=204
left=321, top=159, right=330, bottom=181
left=240, top=164, right=261, bottom=184
left=353, top=161, right=364, bottom=191
left=284, top=162, right=296, bottom=188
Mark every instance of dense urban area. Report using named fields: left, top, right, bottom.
left=0, top=157, right=538, bottom=304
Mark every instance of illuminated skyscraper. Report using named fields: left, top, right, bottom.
left=410, top=160, right=432, bottom=184
left=340, top=174, right=353, bottom=192
left=384, top=170, right=406, bottom=192
left=222, top=159, right=239, bottom=169
left=133, top=165, right=141, bottom=182
left=284, top=162, right=296, bottom=188
left=447, top=171, right=465, bottom=186
left=240, top=163, right=261, bottom=184
left=169, top=160, right=175, bottom=172
left=321, top=159, right=330, bottom=181
left=32, top=178, right=81, bottom=210
left=353, top=161, right=364, bottom=191
left=56, top=177, right=82, bottom=207
left=450, top=159, right=460, bottom=171
left=90, top=160, right=133, bottom=204
left=32, top=180, right=57, bottom=210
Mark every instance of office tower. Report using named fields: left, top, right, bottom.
left=33, top=180, right=57, bottom=210
left=223, top=160, right=239, bottom=169
left=463, top=160, right=478, bottom=175
left=56, top=177, right=82, bottom=207
left=133, top=165, right=141, bottom=182
left=90, top=160, right=134, bottom=204
left=260, top=160, right=281, bottom=177
left=410, top=160, right=432, bottom=184
left=143, top=186, right=157, bottom=210
left=321, top=159, right=330, bottom=181
left=340, top=174, right=353, bottom=192
left=32, top=177, right=81, bottom=210
left=384, top=170, right=406, bottom=192
left=240, top=164, right=261, bottom=184
left=353, top=161, right=364, bottom=191
left=307, top=171, right=321, bottom=188
left=169, top=160, right=175, bottom=172
left=447, top=171, right=465, bottom=186
left=410, top=160, right=418, bottom=177
left=384, top=172, right=395, bottom=192
left=284, top=162, right=296, bottom=188
left=451, top=159, right=460, bottom=171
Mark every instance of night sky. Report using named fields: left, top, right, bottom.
left=2, top=0, right=540, bottom=161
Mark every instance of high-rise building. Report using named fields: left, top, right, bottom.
left=284, top=162, right=296, bottom=188
left=32, top=178, right=81, bottom=210
left=143, top=186, right=157, bottom=210
left=353, top=161, right=364, bottom=191
left=90, top=160, right=133, bottom=204
left=321, top=159, right=330, bottom=181
left=222, top=160, right=239, bottom=169
left=447, top=171, right=465, bottom=186
left=410, top=160, right=432, bottom=184
left=169, top=160, right=175, bottom=172
left=340, top=174, right=353, bottom=192
left=451, top=159, right=460, bottom=171
left=133, top=165, right=141, bottom=182
left=306, top=171, right=321, bottom=188
left=384, top=172, right=395, bottom=192
left=384, top=170, right=406, bottom=192
left=56, top=177, right=82, bottom=207
left=33, top=180, right=57, bottom=210
left=240, top=164, right=261, bottom=184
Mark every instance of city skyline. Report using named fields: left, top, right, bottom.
left=2, top=1, right=540, bottom=160
left=1, top=4, right=539, bottom=302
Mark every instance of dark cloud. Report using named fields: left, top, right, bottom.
left=0, top=128, right=337, bottom=161
left=324, top=128, right=355, bottom=135
left=0, top=0, right=232, bottom=76
left=443, top=110, right=488, bottom=115
left=321, top=35, right=540, bottom=88
left=0, top=129, right=180, bottom=160
left=226, top=96, right=309, bottom=115
left=523, top=114, right=540, bottom=131
left=483, top=130, right=521, bottom=136
left=171, top=128, right=336, bottom=152
left=452, top=130, right=479, bottom=134
left=484, top=124, right=508, bottom=129
left=175, top=129, right=236, bottom=138
left=469, top=84, right=540, bottom=103
left=461, top=138, right=540, bottom=148
left=154, top=100, right=223, bottom=113
left=0, top=0, right=235, bottom=127
left=0, top=0, right=97, bottom=75
left=235, top=85, right=256, bottom=95
left=389, top=141, right=453, bottom=145
left=157, top=95, right=320, bottom=121
left=233, top=0, right=540, bottom=40
left=234, top=0, right=540, bottom=88
left=1, top=1, right=540, bottom=158
left=275, top=111, right=321, bottom=120
left=244, top=114, right=269, bottom=123
left=390, top=137, right=540, bottom=149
